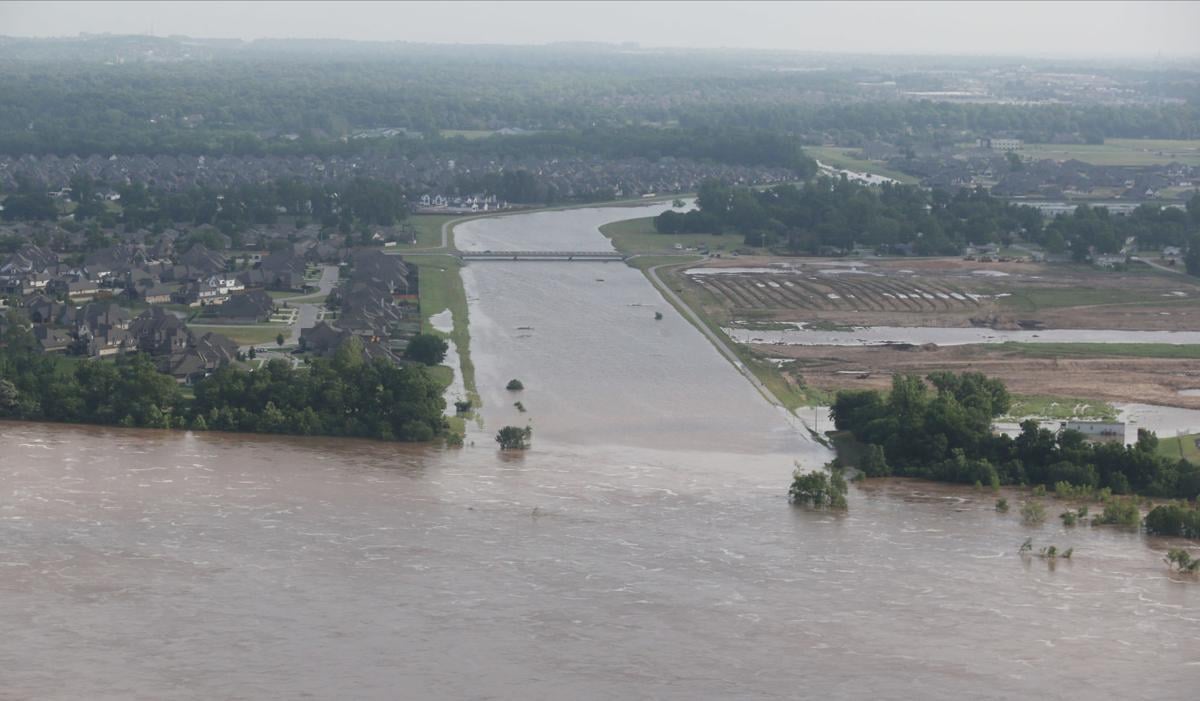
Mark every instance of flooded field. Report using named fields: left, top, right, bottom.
left=2, top=202, right=1198, bottom=699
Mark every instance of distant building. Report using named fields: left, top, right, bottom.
left=977, top=137, right=1023, bottom=152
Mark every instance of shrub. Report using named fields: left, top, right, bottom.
left=506, top=379, right=524, bottom=391
left=1144, top=503, right=1200, bottom=537
left=789, top=464, right=848, bottom=510
left=496, top=425, right=532, bottom=450
left=1165, top=548, right=1200, bottom=573
left=1095, top=497, right=1140, bottom=528
left=1021, top=500, right=1046, bottom=525
left=1060, top=510, right=1077, bottom=526
left=995, top=498, right=1009, bottom=513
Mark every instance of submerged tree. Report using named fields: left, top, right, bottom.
left=788, top=464, right=848, bottom=510
left=1165, top=548, right=1200, bottom=573
left=496, top=425, right=532, bottom=450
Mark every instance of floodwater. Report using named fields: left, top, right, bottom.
left=2, top=202, right=1198, bottom=699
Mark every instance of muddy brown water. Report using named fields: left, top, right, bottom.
left=2, top=203, right=1197, bottom=699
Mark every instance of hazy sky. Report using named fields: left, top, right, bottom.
left=1, top=1, right=1198, bottom=58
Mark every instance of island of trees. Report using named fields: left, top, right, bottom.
left=828, top=372, right=1200, bottom=536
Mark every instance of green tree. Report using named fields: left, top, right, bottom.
left=496, top=425, right=532, bottom=450
left=403, top=333, right=449, bottom=366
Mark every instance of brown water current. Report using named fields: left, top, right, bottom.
left=2, top=202, right=1198, bottom=699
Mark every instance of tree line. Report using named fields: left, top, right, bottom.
left=0, top=316, right=447, bottom=442
left=2, top=174, right=410, bottom=234
left=657, top=178, right=1045, bottom=254
left=831, top=372, right=1200, bottom=501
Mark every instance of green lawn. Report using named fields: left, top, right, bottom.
left=807, top=146, right=921, bottom=184
left=411, top=254, right=479, bottom=407
left=1017, top=139, right=1200, bottom=167
left=1002, top=394, right=1117, bottom=422
left=996, top=342, right=1200, bottom=360
left=599, top=216, right=756, bottom=255
left=1158, top=433, right=1200, bottom=462
left=406, top=214, right=457, bottom=248
left=188, top=324, right=289, bottom=346
left=997, top=285, right=1188, bottom=312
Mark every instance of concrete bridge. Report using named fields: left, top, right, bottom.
left=458, top=250, right=628, bottom=262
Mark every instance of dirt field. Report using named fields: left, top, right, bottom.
left=767, top=343, right=1200, bottom=409
left=681, top=256, right=1200, bottom=331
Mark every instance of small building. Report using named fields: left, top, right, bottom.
left=977, top=137, right=1023, bottom=152
left=1061, top=420, right=1127, bottom=444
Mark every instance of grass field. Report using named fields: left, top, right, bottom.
left=1158, top=433, right=1200, bottom=462
left=439, top=129, right=497, bottom=140
left=1003, top=394, right=1117, bottom=422
left=189, top=324, right=289, bottom=346
left=998, top=342, right=1200, bottom=360
left=1017, top=138, right=1200, bottom=167
left=807, top=146, right=921, bottom=184
left=997, top=285, right=1171, bottom=312
left=599, top=216, right=754, bottom=255
left=407, top=214, right=457, bottom=248
left=411, top=254, right=479, bottom=407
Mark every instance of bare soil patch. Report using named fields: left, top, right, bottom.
left=768, top=343, right=1200, bottom=409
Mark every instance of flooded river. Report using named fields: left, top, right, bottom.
left=2, top=202, right=1197, bottom=698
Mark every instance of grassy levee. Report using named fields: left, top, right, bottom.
left=408, top=214, right=458, bottom=248
left=411, top=254, right=479, bottom=408
left=997, top=342, right=1200, bottom=360
left=634, top=253, right=829, bottom=411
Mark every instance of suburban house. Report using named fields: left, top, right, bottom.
left=142, top=284, right=179, bottom=304
left=257, top=250, right=308, bottom=291
left=210, top=289, right=275, bottom=324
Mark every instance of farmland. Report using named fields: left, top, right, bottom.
left=676, top=256, right=1200, bottom=332
left=650, top=252, right=1200, bottom=410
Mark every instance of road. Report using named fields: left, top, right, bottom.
left=286, top=264, right=339, bottom=345
left=1132, top=256, right=1183, bottom=275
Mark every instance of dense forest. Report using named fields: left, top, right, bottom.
left=831, top=372, right=1200, bottom=501
left=0, top=316, right=447, bottom=442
